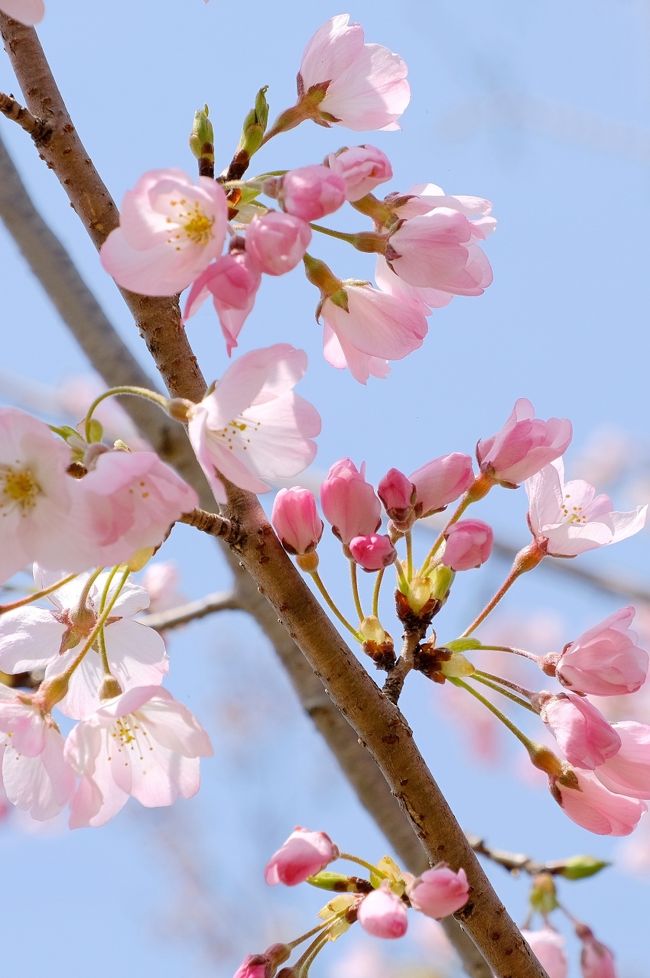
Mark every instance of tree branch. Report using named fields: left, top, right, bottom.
left=140, top=591, right=242, bottom=632
left=0, top=18, right=548, bottom=977
left=0, top=90, right=48, bottom=139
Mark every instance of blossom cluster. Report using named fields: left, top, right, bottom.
left=99, top=15, right=495, bottom=383
left=271, top=399, right=649, bottom=836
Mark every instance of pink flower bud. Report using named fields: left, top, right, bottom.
left=272, top=487, right=324, bottom=556
left=407, top=866, right=469, bottom=919
left=477, top=398, right=572, bottom=487
left=233, top=955, right=271, bottom=978
left=537, top=691, right=621, bottom=769
left=264, top=827, right=338, bottom=886
left=442, top=519, right=493, bottom=571
left=580, top=932, right=617, bottom=978
left=551, top=769, right=646, bottom=835
left=246, top=213, right=312, bottom=276
left=320, top=459, right=381, bottom=544
left=349, top=534, right=396, bottom=571
left=521, top=929, right=568, bottom=978
left=594, top=722, right=650, bottom=799
left=555, top=607, right=648, bottom=696
left=357, top=884, right=408, bottom=939
left=280, top=165, right=346, bottom=222
left=328, top=145, right=393, bottom=201
left=378, top=468, right=415, bottom=523
left=410, top=453, right=474, bottom=517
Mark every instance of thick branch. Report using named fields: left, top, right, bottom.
left=0, top=18, right=548, bottom=977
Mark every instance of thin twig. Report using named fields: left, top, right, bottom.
left=0, top=90, right=48, bottom=139
left=139, top=591, right=241, bottom=632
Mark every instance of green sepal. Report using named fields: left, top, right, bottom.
left=560, top=856, right=610, bottom=880
left=445, top=637, right=482, bottom=652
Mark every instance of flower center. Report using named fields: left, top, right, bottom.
left=166, top=198, right=214, bottom=249
left=0, top=465, right=42, bottom=514
left=108, top=714, right=154, bottom=763
left=560, top=492, right=588, bottom=525
left=214, top=416, right=261, bottom=453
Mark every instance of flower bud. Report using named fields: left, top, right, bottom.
left=327, top=145, right=393, bottom=202
left=279, top=164, right=346, bottom=222
left=536, top=691, right=621, bottom=769
left=551, top=769, right=646, bottom=835
left=272, top=487, right=323, bottom=556
left=407, top=866, right=469, bottom=919
left=349, top=534, right=396, bottom=571
left=579, top=930, right=617, bottom=978
left=321, top=459, right=381, bottom=545
left=378, top=467, right=415, bottom=526
left=442, top=519, right=493, bottom=571
left=410, top=453, right=474, bottom=517
left=521, top=929, right=568, bottom=978
left=357, top=883, right=408, bottom=939
left=246, top=212, right=312, bottom=276
left=477, top=398, right=572, bottom=487
left=265, top=827, right=339, bottom=886
left=555, top=607, right=648, bottom=696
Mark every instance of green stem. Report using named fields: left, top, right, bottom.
left=405, top=531, right=414, bottom=581
left=471, top=674, right=538, bottom=714
left=395, top=560, right=410, bottom=593
left=0, top=571, right=78, bottom=614
left=287, top=918, right=331, bottom=950
left=450, top=677, right=541, bottom=755
left=474, top=669, right=537, bottom=702
left=309, top=222, right=357, bottom=244
left=294, top=932, right=331, bottom=977
left=309, top=572, right=362, bottom=642
left=338, top=852, right=388, bottom=879
left=84, top=386, right=169, bottom=442
left=96, top=566, right=124, bottom=677
left=476, top=644, right=541, bottom=664
left=372, top=568, right=385, bottom=618
left=349, top=560, right=364, bottom=621
left=460, top=542, right=546, bottom=637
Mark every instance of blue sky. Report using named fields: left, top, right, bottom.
left=1, top=2, right=650, bottom=976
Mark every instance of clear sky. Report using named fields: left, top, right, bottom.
left=1, top=2, right=649, bottom=976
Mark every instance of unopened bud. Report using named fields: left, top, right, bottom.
left=264, top=944, right=291, bottom=967
left=559, top=855, right=610, bottom=881
left=189, top=105, right=214, bottom=158
left=439, top=653, right=475, bottom=679
left=427, top=564, right=455, bottom=603
left=529, top=873, right=558, bottom=914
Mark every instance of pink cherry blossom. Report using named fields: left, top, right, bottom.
left=320, top=459, right=381, bottom=545
left=0, top=568, right=168, bottom=720
left=375, top=256, right=454, bottom=314
left=264, top=827, right=338, bottom=885
left=580, top=932, right=617, bottom=978
left=320, top=283, right=428, bottom=384
left=298, top=15, right=410, bottom=132
left=357, top=884, right=408, bottom=939
left=378, top=468, right=415, bottom=524
left=410, top=453, right=474, bottom=517
left=232, top=956, right=270, bottom=978
left=141, top=561, right=185, bottom=614
left=392, top=183, right=497, bottom=233
left=65, top=686, right=212, bottom=828
left=551, top=769, right=646, bottom=835
left=187, top=345, right=320, bottom=504
left=100, top=169, right=227, bottom=296
left=0, top=685, right=74, bottom=820
left=328, top=145, right=393, bottom=201
left=521, top=929, right=568, bottom=978
left=349, top=534, right=396, bottom=571
left=552, top=607, right=648, bottom=696
left=79, top=449, right=199, bottom=566
left=280, top=165, right=346, bottom=221
left=594, top=722, right=650, bottom=799
left=272, top=487, right=323, bottom=555
left=0, top=0, right=44, bottom=24
left=245, top=212, right=312, bottom=276
left=183, top=250, right=261, bottom=355
left=537, top=691, right=621, bottom=769
left=525, top=459, right=647, bottom=556
left=477, top=399, right=572, bottom=487
left=442, top=519, right=493, bottom=571
left=407, top=866, right=469, bottom=919
left=0, top=408, right=97, bottom=583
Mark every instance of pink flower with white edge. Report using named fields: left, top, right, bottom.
left=184, top=250, right=261, bottom=356
left=477, top=399, right=572, bottom=487
left=442, top=520, right=493, bottom=571
left=358, top=883, right=408, bottom=939
left=321, top=459, right=381, bottom=545
left=378, top=468, right=415, bottom=524
left=65, top=685, right=212, bottom=829
left=580, top=931, right=617, bottom=978
left=264, top=827, right=338, bottom=885
left=79, top=449, right=199, bottom=567
left=537, top=691, right=621, bottom=769
left=320, top=283, right=428, bottom=384
left=349, top=534, right=396, bottom=571
left=100, top=169, right=227, bottom=296
left=410, top=453, right=474, bottom=518
left=0, top=685, right=74, bottom=820
left=246, top=212, right=312, bottom=276
left=0, top=0, right=44, bottom=24
left=328, top=145, right=393, bottom=202
left=298, top=15, right=410, bottom=132
left=551, top=607, right=648, bottom=696
left=525, top=458, right=647, bottom=556
left=407, top=866, right=469, bottom=919
left=0, top=567, right=168, bottom=720
left=187, top=345, right=320, bottom=504
left=280, top=165, right=346, bottom=222
left=272, top=487, right=323, bottom=555
left=594, top=722, right=650, bottom=799
left=521, top=929, right=568, bottom=978
left=551, top=769, right=646, bottom=835
left=0, top=408, right=98, bottom=583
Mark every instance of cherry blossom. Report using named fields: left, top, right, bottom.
left=378, top=468, right=415, bottom=525
left=477, top=399, right=572, bottom=487
left=184, top=250, right=261, bottom=355
left=187, top=345, right=320, bottom=503
left=245, top=213, right=312, bottom=276
left=551, top=607, right=648, bottom=696
left=521, top=928, right=568, bottom=978
left=100, top=169, right=227, bottom=296
left=537, top=691, right=621, bottom=769
left=141, top=561, right=185, bottom=614
left=357, top=884, right=408, bottom=938
left=279, top=165, right=346, bottom=221
left=442, top=520, right=493, bottom=571
left=65, top=686, right=212, bottom=828
left=551, top=769, right=646, bottom=835
left=410, top=453, right=474, bottom=517
left=375, top=256, right=454, bottom=314
left=348, top=533, right=396, bottom=571
left=407, top=866, right=469, bottom=919
left=272, top=487, right=323, bottom=556
left=320, top=459, right=381, bottom=544
left=328, top=145, right=393, bottom=201
left=594, top=722, right=650, bottom=799
left=580, top=931, right=618, bottom=978
left=0, top=0, right=44, bottom=25
left=297, top=15, right=410, bottom=132
left=264, top=827, right=338, bottom=885
left=320, top=283, right=428, bottom=384
left=525, top=459, right=647, bottom=556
